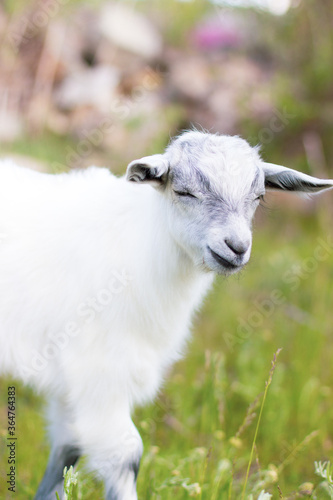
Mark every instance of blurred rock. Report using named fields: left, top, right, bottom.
left=119, top=66, right=163, bottom=96
left=96, top=37, right=142, bottom=71
left=69, top=108, right=114, bottom=141
left=0, top=90, right=24, bottom=141
left=168, top=56, right=212, bottom=102
left=207, top=86, right=239, bottom=133
left=99, top=3, right=162, bottom=60
left=46, top=107, right=70, bottom=135
left=0, top=111, right=23, bottom=141
left=37, top=11, right=100, bottom=76
left=214, top=56, right=263, bottom=91
left=55, top=65, right=120, bottom=111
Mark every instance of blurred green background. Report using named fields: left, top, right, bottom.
left=0, top=0, right=333, bottom=498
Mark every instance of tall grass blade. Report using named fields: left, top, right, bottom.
left=241, top=349, right=282, bottom=500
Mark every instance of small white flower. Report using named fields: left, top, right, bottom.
left=257, top=491, right=272, bottom=500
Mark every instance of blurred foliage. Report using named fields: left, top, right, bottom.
left=242, top=0, right=333, bottom=178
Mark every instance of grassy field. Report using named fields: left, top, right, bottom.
left=0, top=154, right=332, bottom=499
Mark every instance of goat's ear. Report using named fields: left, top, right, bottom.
left=262, top=162, right=333, bottom=193
left=126, top=154, right=169, bottom=188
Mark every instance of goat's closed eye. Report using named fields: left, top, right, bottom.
left=174, top=190, right=197, bottom=199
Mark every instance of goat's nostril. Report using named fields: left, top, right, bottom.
left=225, top=238, right=249, bottom=256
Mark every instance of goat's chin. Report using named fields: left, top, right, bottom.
left=200, top=246, right=251, bottom=276
left=214, top=264, right=245, bottom=276
left=201, top=258, right=246, bottom=276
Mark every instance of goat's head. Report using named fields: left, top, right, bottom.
left=126, top=131, right=333, bottom=275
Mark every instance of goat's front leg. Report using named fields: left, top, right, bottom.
left=105, top=456, right=141, bottom=500
left=78, top=412, right=143, bottom=500
left=99, top=424, right=142, bottom=500
left=34, top=444, right=80, bottom=500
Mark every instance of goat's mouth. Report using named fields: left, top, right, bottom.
left=207, top=246, right=243, bottom=272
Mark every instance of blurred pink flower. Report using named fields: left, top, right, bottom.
left=191, top=18, right=243, bottom=50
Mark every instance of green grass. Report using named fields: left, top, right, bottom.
left=1, top=203, right=333, bottom=499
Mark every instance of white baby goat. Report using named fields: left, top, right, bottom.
left=0, top=131, right=332, bottom=499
